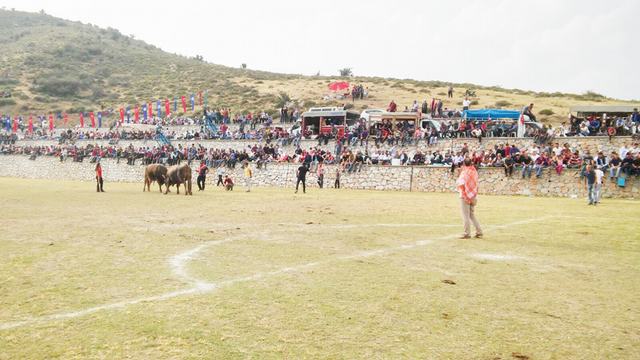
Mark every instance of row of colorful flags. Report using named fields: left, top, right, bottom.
left=1, top=91, right=209, bottom=134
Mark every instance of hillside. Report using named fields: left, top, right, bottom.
left=0, top=9, right=634, bottom=125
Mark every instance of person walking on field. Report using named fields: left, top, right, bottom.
left=216, top=166, right=225, bottom=186
left=197, top=161, right=209, bottom=191
left=295, top=164, right=309, bottom=194
left=317, top=162, right=325, bottom=189
left=456, top=158, right=482, bottom=238
left=95, top=162, right=105, bottom=192
left=243, top=161, right=253, bottom=192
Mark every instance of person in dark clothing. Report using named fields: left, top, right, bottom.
left=295, top=164, right=309, bottom=193
left=584, top=164, right=597, bottom=205
left=503, top=155, right=514, bottom=177
left=197, top=161, right=209, bottom=191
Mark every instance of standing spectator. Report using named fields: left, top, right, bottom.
left=295, top=163, right=309, bottom=194
left=594, top=166, right=604, bottom=204
left=584, top=164, right=597, bottom=205
left=334, top=167, right=341, bottom=189
left=317, top=162, right=325, bottom=189
left=95, top=162, right=104, bottom=193
left=462, top=97, right=471, bottom=111
left=216, top=166, right=225, bottom=186
left=447, top=86, right=454, bottom=98
left=243, top=161, right=253, bottom=192
left=196, top=161, right=208, bottom=191
left=456, top=158, right=482, bottom=239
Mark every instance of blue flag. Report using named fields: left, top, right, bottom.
left=5, top=116, right=10, bottom=131
left=190, top=94, right=195, bottom=111
left=126, top=106, right=131, bottom=123
left=157, top=100, right=162, bottom=118
left=142, top=104, right=148, bottom=121
left=97, top=112, right=102, bottom=128
left=174, top=98, right=178, bottom=112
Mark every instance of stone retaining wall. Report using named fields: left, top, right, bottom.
left=1, top=155, right=637, bottom=198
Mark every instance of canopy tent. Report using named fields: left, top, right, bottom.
left=328, top=81, right=350, bottom=91
left=463, top=109, right=521, bottom=120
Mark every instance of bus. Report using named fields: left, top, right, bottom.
left=301, top=107, right=361, bottom=137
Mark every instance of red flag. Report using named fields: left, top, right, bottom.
left=48, top=114, right=54, bottom=131
left=134, top=105, right=140, bottom=123
left=148, top=102, right=153, bottom=118
left=198, top=91, right=203, bottom=106
left=90, top=112, right=96, bottom=128
left=119, top=108, right=125, bottom=123
left=164, top=99, right=171, bottom=116
left=28, top=115, right=33, bottom=134
left=12, top=116, right=18, bottom=133
left=79, top=113, right=85, bottom=128
left=181, top=96, right=187, bottom=113
left=63, top=113, right=69, bottom=125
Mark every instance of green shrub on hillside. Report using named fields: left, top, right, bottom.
left=495, top=100, right=512, bottom=108
left=539, top=109, right=554, bottom=116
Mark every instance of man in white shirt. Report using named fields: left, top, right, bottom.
left=462, top=98, right=471, bottom=111
left=594, top=167, right=604, bottom=204
left=619, top=144, right=629, bottom=159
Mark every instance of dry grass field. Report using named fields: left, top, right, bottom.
left=0, top=178, right=639, bottom=359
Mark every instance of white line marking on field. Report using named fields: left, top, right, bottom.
left=470, top=253, right=525, bottom=261
left=0, top=217, right=552, bottom=331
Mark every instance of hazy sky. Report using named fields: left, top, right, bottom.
left=1, top=0, right=638, bottom=99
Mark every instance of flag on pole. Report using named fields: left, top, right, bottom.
left=28, top=115, right=33, bottom=134
left=90, top=112, right=96, bottom=128
left=148, top=102, right=153, bottom=118
left=165, top=99, right=171, bottom=117
left=173, top=98, right=177, bottom=113
left=80, top=112, right=85, bottom=127
left=517, top=111, right=525, bottom=138
left=4, top=116, right=10, bottom=132
left=157, top=100, right=162, bottom=118
left=142, top=104, right=148, bottom=121
left=119, top=108, right=125, bottom=123
left=204, top=90, right=208, bottom=108
left=12, top=116, right=18, bottom=133
left=49, top=114, right=54, bottom=132
left=198, top=91, right=203, bottom=106
left=126, top=106, right=131, bottom=123
left=181, top=96, right=187, bottom=113
left=64, top=113, right=69, bottom=125
left=134, top=105, right=140, bottom=123
left=97, top=111, right=102, bottom=128
left=190, top=94, right=195, bottom=111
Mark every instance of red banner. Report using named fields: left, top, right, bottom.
left=181, top=96, right=187, bottom=113
left=90, top=112, right=96, bottom=128
left=28, top=115, right=33, bottom=134
left=164, top=99, right=171, bottom=116
left=48, top=114, right=54, bottom=131
left=79, top=113, right=85, bottom=128
left=12, top=116, right=18, bottom=133
left=198, top=91, right=203, bottom=106
left=63, top=113, right=69, bottom=125
left=119, top=108, right=125, bottom=123
left=148, top=102, right=153, bottom=118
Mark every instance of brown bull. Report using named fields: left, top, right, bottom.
left=143, top=164, right=168, bottom=192
left=165, top=164, right=193, bottom=195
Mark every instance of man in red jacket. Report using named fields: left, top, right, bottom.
left=95, top=162, right=104, bottom=192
